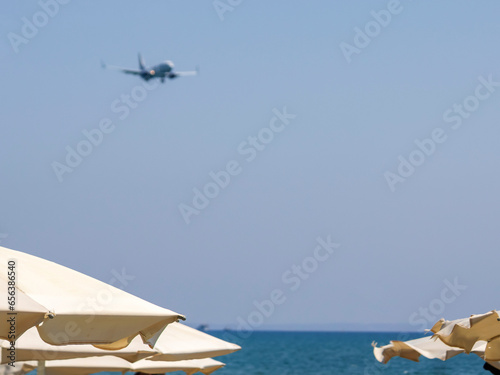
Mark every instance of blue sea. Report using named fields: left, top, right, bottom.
left=27, top=331, right=487, bottom=375
left=206, top=331, right=486, bottom=375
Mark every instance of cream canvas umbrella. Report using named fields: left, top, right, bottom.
left=372, top=333, right=500, bottom=372
left=20, top=356, right=225, bottom=375
left=373, top=335, right=487, bottom=364
left=0, top=246, right=185, bottom=348
left=0, top=323, right=240, bottom=363
left=40, top=356, right=130, bottom=375
left=429, top=310, right=500, bottom=361
left=132, top=357, right=225, bottom=375
left=146, top=322, right=240, bottom=361
left=0, top=327, right=157, bottom=363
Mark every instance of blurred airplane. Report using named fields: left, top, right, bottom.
left=102, top=53, right=198, bottom=83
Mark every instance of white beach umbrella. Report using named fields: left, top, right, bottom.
left=0, top=327, right=157, bottom=363
left=147, top=322, right=241, bottom=361
left=429, top=310, right=500, bottom=361
left=16, top=356, right=225, bottom=375
left=0, top=323, right=240, bottom=363
left=373, top=335, right=486, bottom=364
left=132, top=357, right=225, bottom=375
left=0, top=246, right=184, bottom=348
left=40, top=356, right=130, bottom=375
left=372, top=332, right=500, bottom=373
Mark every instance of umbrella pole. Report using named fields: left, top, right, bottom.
left=37, top=360, right=45, bottom=375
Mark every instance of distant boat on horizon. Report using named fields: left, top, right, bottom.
left=196, top=323, right=209, bottom=332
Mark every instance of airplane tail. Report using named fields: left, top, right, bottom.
left=138, top=53, right=146, bottom=71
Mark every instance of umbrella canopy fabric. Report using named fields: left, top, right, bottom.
left=0, top=327, right=157, bottom=364
left=0, top=323, right=240, bottom=363
left=371, top=333, right=500, bottom=373
left=0, top=246, right=184, bottom=348
left=18, top=356, right=225, bottom=375
left=132, top=357, right=225, bottom=375
left=373, top=336, right=487, bottom=364
left=40, top=356, right=130, bottom=375
left=429, top=310, right=500, bottom=361
left=0, top=286, right=48, bottom=341
left=146, top=322, right=241, bottom=361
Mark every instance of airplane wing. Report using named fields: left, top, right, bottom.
left=101, top=61, right=144, bottom=76
left=169, top=66, right=199, bottom=79
left=172, top=70, right=198, bottom=77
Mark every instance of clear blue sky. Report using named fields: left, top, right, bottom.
left=2, top=1, right=500, bottom=332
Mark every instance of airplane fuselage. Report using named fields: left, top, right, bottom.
left=103, top=54, right=196, bottom=83
left=141, top=61, right=175, bottom=81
